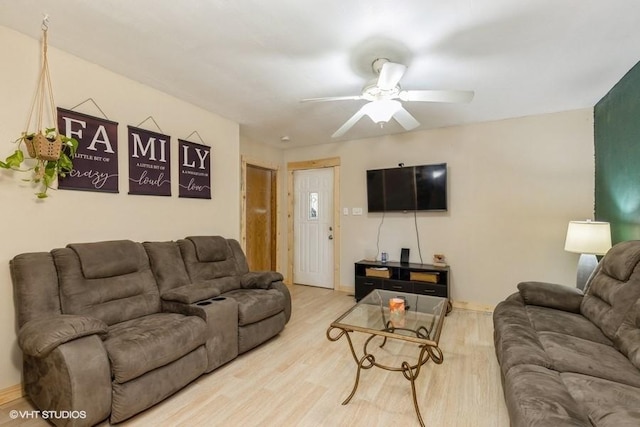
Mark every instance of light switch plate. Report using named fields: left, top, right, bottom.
left=343, top=207, right=349, bottom=215
left=352, top=207, right=363, bottom=215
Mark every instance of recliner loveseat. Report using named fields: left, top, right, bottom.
left=11, top=236, right=291, bottom=426
left=493, top=240, right=640, bottom=426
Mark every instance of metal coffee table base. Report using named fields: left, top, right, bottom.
left=326, top=323, right=444, bottom=427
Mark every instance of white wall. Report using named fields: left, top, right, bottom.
left=283, top=108, right=595, bottom=307
left=0, top=27, right=240, bottom=389
left=240, top=137, right=285, bottom=165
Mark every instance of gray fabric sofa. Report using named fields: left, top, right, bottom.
left=493, top=240, right=640, bottom=426
left=11, top=236, right=291, bottom=426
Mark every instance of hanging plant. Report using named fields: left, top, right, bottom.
left=1, top=129, right=78, bottom=198
left=0, top=17, right=78, bottom=199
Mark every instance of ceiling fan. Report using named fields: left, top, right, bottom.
left=303, top=58, right=474, bottom=138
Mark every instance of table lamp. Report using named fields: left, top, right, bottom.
left=564, top=220, right=612, bottom=290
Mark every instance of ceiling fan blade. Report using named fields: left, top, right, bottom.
left=393, top=106, right=420, bottom=131
left=301, top=95, right=363, bottom=103
left=377, top=62, right=407, bottom=91
left=332, top=106, right=367, bottom=138
left=399, top=90, right=475, bottom=103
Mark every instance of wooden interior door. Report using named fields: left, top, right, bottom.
left=246, top=164, right=277, bottom=271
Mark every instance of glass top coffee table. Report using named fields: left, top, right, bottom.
left=326, top=289, right=448, bottom=427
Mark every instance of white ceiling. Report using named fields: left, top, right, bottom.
left=1, top=0, right=639, bottom=148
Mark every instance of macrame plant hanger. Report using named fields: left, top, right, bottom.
left=23, top=15, right=62, bottom=162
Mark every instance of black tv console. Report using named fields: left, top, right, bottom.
left=354, top=260, right=450, bottom=310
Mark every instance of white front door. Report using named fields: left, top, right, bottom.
left=293, top=168, right=334, bottom=288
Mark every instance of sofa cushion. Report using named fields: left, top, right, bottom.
left=143, top=241, right=191, bottom=293
left=588, top=409, right=640, bottom=427
left=179, top=237, right=241, bottom=280
left=11, top=252, right=62, bottom=329
left=104, top=313, right=206, bottom=383
left=110, top=347, right=207, bottom=424
left=189, top=236, right=230, bottom=262
left=69, top=240, right=140, bottom=279
left=224, top=289, right=285, bottom=326
left=241, top=271, right=284, bottom=289
left=539, top=331, right=640, bottom=388
left=526, top=305, right=612, bottom=346
left=238, top=311, right=286, bottom=354
left=613, top=298, right=640, bottom=370
left=493, top=299, right=554, bottom=374
left=503, top=364, right=590, bottom=427
left=495, top=322, right=554, bottom=376
left=228, top=239, right=250, bottom=275
left=581, top=240, right=640, bottom=340
left=561, top=372, right=640, bottom=427
left=53, top=244, right=161, bottom=326
left=599, top=240, right=640, bottom=283
left=204, top=276, right=242, bottom=294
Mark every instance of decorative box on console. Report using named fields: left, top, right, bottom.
left=365, top=267, right=390, bottom=279
left=410, top=271, right=439, bottom=283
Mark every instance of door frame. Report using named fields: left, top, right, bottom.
left=241, top=155, right=280, bottom=273
left=287, top=157, right=341, bottom=288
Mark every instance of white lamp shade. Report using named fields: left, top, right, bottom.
left=564, top=220, right=612, bottom=255
left=363, top=100, right=401, bottom=123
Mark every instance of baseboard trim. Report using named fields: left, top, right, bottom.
left=0, top=383, right=24, bottom=405
left=335, top=284, right=352, bottom=294
left=452, top=300, right=495, bottom=313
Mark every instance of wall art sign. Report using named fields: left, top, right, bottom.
left=128, top=126, right=171, bottom=196
left=178, top=139, right=211, bottom=199
left=57, top=108, right=119, bottom=193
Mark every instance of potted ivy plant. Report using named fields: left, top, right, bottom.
left=0, top=128, right=78, bottom=198
left=1, top=20, right=79, bottom=198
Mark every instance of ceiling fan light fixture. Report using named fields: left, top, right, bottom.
left=317, top=59, right=472, bottom=138
left=363, top=100, right=401, bottom=123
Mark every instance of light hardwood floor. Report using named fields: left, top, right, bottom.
left=0, top=285, right=509, bottom=426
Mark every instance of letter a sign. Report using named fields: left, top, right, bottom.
left=57, top=108, right=119, bottom=193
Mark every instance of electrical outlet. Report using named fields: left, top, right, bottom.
left=343, top=208, right=349, bottom=215
left=352, top=207, right=363, bottom=215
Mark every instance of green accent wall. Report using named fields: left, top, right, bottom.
left=595, top=60, right=640, bottom=243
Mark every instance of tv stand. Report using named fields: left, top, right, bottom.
left=354, top=260, right=451, bottom=313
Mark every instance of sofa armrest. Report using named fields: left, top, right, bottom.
left=517, top=281, right=583, bottom=313
left=24, top=335, right=112, bottom=425
left=161, top=284, right=221, bottom=304
left=270, top=281, right=292, bottom=323
left=240, top=271, right=284, bottom=289
left=18, top=315, right=108, bottom=358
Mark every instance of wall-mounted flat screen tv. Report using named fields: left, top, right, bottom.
left=366, top=163, right=447, bottom=212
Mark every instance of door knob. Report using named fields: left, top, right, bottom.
left=328, top=235, right=333, bottom=240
